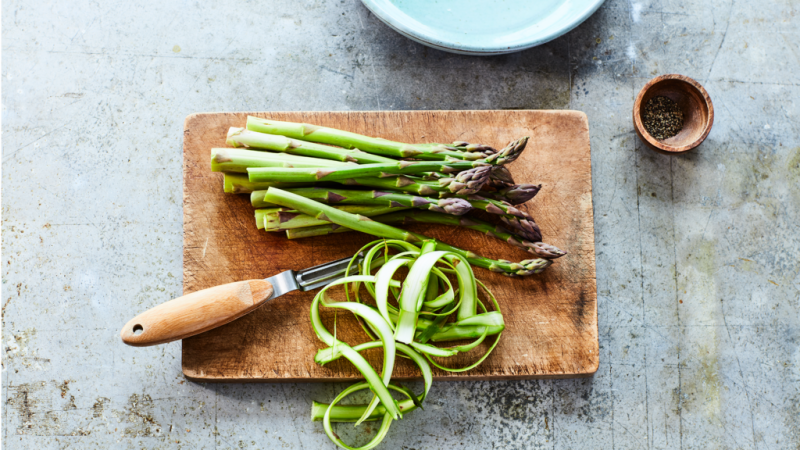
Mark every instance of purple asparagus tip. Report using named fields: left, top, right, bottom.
left=500, top=216, right=542, bottom=242
left=484, top=136, right=529, bottom=165
left=530, top=242, right=566, bottom=259
left=489, top=166, right=515, bottom=186
left=438, top=198, right=472, bottom=216
left=500, top=184, right=542, bottom=205
left=438, top=166, right=492, bottom=195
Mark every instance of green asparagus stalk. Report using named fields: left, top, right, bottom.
left=264, top=188, right=551, bottom=276
left=233, top=172, right=479, bottom=198
left=227, top=127, right=449, bottom=181
left=226, top=127, right=450, bottom=182
left=223, top=173, right=311, bottom=194
left=283, top=209, right=565, bottom=259
left=250, top=187, right=472, bottom=215
left=247, top=116, right=495, bottom=161
left=250, top=187, right=539, bottom=236
left=285, top=223, right=343, bottom=239
left=251, top=191, right=274, bottom=208
left=250, top=187, right=540, bottom=239
left=341, top=169, right=491, bottom=196
left=211, top=148, right=349, bottom=173
left=337, top=175, right=445, bottom=196
left=254, top=207, right=286, bottom=229
left=226, top=127, right=394, bottom=164
left=326, top=174, right=477, bottom=197
left=260, top=205, right=410, bottom=231
left=247, top=160, right=494, bottom=183
left=227, top=168, right=515, bottom=200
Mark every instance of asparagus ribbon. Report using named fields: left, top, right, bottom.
left=308, top=238, right=505, bottom=449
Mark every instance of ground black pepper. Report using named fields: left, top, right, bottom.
left=642, top=96, right=684, bottom=140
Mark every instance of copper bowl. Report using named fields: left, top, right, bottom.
left=633, top=74, right=714, bottom=154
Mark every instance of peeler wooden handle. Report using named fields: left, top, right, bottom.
left=120, top=280, right=274, bottom=347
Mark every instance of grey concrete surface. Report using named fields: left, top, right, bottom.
left=2, top=0, right=799, bottom=448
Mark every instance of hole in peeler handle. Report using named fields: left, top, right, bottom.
left=132, top=324, right=144, bottom=335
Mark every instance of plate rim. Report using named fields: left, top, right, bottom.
left=360, top=0, right=606, bottom=55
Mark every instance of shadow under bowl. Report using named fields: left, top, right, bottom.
left=633, top=74, right=714, bottom=154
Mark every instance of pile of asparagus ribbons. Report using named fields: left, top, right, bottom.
left=307, top=238, right=506, bottom=449
left=214, top=116, right=566, bottom=277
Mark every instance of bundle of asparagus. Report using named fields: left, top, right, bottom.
left=214, top=116, right=565, bottom=276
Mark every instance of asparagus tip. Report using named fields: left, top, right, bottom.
left=530, top=242, right=567, bottom=259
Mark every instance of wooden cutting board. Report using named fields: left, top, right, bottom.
left=181, top=110, right=597, bottom=382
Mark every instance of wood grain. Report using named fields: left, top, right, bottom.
left=181, top=110, right=597, bottom=382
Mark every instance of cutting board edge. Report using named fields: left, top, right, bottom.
left=183, top=109, right=590, bottom=127
left=181, top=366, right=599, bottom=383
left=180, top=110, right=598, bottom=382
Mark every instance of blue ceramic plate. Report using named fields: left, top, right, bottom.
left=361, top=0, right=605, bottom=55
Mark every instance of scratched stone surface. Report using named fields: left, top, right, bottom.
left=2, top=0, right=799, bottom=448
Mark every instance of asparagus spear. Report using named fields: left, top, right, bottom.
left=251, top=188, right=538, bottom=237
left=226, top=127, right=394, bottom=164
left=227, top=127, right=448, bottom=181
left=231, top=171, right=481, bottom=198
left=222, top=137, right=450, bottom=185
left=211, top=148, right=350, bottom=173
left=283, top=209, right=566, bottom=259
left=264, top=188, right=551, bottom=276
left=260, top=205, right=410, bottom=231
left=223, top=173, right=311, bottom=194
left=293, top=173, right=480, bottom=197
left=337, top=167, right=490, bottom=196
left=247, top=116, right=496, bottom=161
left=250, top=187, right=472, bottom=215
left=246, top=159, right=496, bottom=183
left=219, top=155, right=522, bottom=199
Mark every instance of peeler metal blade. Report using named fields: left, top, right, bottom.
left=264, top=253, right=364, bottom=300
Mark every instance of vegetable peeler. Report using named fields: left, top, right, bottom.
left=120, top=254, right=363, bottom=347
